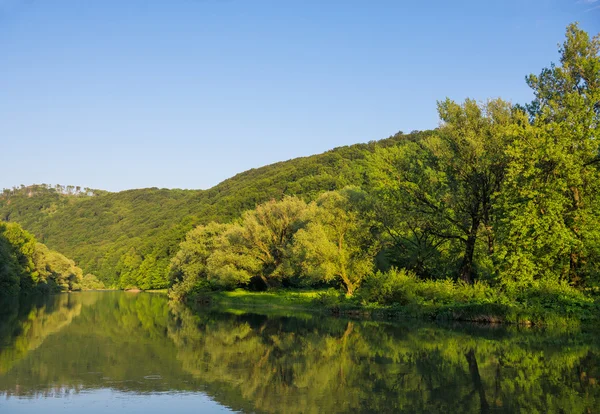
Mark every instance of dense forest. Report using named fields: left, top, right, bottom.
left=0, top=221, right=103, bottom=301
left=1, top=24, right=599, bottom=321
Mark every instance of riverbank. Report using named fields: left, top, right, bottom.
left=185, top=287, right=599, bottom=327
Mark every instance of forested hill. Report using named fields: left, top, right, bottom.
left=0, top=130, right=427, bottom=288
left=0, top=221, right=98, bottom=301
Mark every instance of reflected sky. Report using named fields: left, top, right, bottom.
left=1, top=389, right=234, bottom=413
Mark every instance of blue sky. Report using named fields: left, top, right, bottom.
left=1, top=0, right=598, bottom=192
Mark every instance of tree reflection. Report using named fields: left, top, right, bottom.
left=0, top=293, right=598, bottom=413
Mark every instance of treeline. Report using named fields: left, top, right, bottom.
left=0, top=134, right=415, bottom=290
left=169, top=190, right=377, bottom=298
left=0, top=222, right=103, bottom=299
left=1, top=184, right=103, bottom=199
left=171, top=24, right=600, bottom=304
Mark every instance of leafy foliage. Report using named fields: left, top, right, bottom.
left=496, top=24, right=600, bottom=286
left=0, top=222, right=85, bottom=297
left=170, top=191, right=380, bottom=298
left=357, top=268, right=596, bottom=325
left=291, top=188, right=378, bottom=295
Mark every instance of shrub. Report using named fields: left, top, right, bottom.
left=508, top=278, right=595, bottom=317
left=358, top=268, right=418, bottom=306
left=359, top=268, right=500, bottom=307
left=311, top=289, right=346, bottom=311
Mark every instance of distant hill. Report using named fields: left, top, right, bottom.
left=0, top=131, right=427, bottom=288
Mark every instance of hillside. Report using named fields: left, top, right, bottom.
left=0, top=131, right=425, bottom=287
left=0, top=221, right=89, bottom=300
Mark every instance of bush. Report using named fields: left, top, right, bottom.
left=168, top=276, right=228, bottom=302
left=507, top=278, right=595, bottom=317
left=359, top=268, right=500, bottom=307
left=311, top=289, right=346, bottom=311
left=359, top=268, right=418, bottom=305
left=358, top=268, right=598, bottom=325
left=415, top=278, right=500, bottom=305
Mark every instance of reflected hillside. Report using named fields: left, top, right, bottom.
left=0, top=294, right=91, bottom=375
left=0, top=292, right=208, bottom=399
left=169, top=305, right=600, bottom=414
left=1, top=292, right=599, bottom=413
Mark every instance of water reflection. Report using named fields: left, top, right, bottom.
left=0, top=292, right=598, bottom=413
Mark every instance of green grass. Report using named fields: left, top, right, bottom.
left=185, top=288, right=326, bottom=319
left=198, top=288, right=323, bottom=308
left=184, top=282, right=599, bottom=328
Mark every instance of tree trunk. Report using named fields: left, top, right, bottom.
left=259, top=274, right=271, bottom=290
left=338, top=233, right=354, bottom=295
left=570, top=252, right=582, bottom=285
left=341, top=273, right=354, bottom=296
left=569, top=186, right=583, bottom=284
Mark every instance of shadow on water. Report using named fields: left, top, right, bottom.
left=0, top=291, right=598, bottom=413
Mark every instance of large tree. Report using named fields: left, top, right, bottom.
left=366, top=133, right=450, bottom=278
left=232, top=196, right=315, bottom=288
left=497, top=23, right=600, bottom=285
left=291, top=188, right=378, bottom=295
left=369, top=99, right=520, bottom=283
left=169, top=222, right=229, bottom=288
left=0, top=222, right=84, bottom=296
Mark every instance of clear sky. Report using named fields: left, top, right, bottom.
left=1, top=0, right=598, bottom=192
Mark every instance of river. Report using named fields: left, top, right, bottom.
left=0, top=291, right=598, bottom=413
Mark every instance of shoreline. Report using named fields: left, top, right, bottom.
left=183, top=289, right=599, bottom=328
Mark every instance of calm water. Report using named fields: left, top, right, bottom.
left=0, top=292, right=598, bottom=413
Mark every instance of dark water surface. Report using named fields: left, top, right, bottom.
left=0, top=292, right=598, bottom=413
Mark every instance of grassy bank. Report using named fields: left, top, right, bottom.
left=190, top=289, right=322, bottom=309
left=184, top=275, right=600, bottom=328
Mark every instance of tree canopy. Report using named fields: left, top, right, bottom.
left=0, top=222, right=87, bottom=297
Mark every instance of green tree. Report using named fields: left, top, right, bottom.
left=0, top=227, right=22, bottom=296
left=205, top=223, right=264, bottom=288
left=369, top=99, right=520, bottom=283
left=291, top=188, right=378, bottom=295
left=169, top=222, right=230, bottom=297
left=0, top=222, right=38, bottom=292
left=210, top=196, right=314, bottom=289
left=32, top=242, right=83, bottom=291
left=0, top=222, right=83, bottom=296
left=80, top=274, right=105, bottom=290
left=366, top=134, right=450, bottom=278
left=497, top=23, right=600, bottom=286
